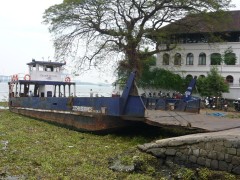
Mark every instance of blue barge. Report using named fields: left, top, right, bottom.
left=8, top=60, right=146, bottom=131
left=8, top=60, right=201, bottom=132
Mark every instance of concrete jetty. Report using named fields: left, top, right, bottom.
left=139, top=110, right=240, bottom=174
left=145, top=109, right=240, bottom=132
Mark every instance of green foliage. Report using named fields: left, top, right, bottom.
left=63, top=0, right=82, bottom=3
left=116, top=54, right=185, bottom=92
left=175, top=168, right=195, bottom=180
left=198, top=168, right=236, bottom=180
left=0, top=110, right=187, bottom=179
left=223, top=47, right=237, bottom=65
left=210, top=47, right=237, bottom=66
left=210, top=53, right=222, bottom=65
left=137, top=53, right=184, bottom=91
left=197, top=66, right=229, bottom=97
left=138, top=67, right=184, bottom=92
left=0, top=101, right=8, bottom=107
left=196, top=76, right=208, bottom=96
left=116, top=52, right=156, bottom=88
left=0, top=111, right=238, bottom=178
left=137, top=55, right=157, bottom=87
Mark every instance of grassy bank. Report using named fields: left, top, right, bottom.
left=0, top=110, right=237, bottom=179
left=0, top=101, right=7, bottom=107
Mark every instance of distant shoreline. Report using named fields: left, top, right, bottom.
left=0, top=79, right=112, bottom=87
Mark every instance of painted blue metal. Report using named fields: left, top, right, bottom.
left=8, top=61, right=147, bottom=132
left=11, top=97, right=71, bottom=111
left=10, top=96, right=145, bottom=117
left=183, top=78, right=197, bottom=102
left=73, top=97, right=121, bottom=116
left=145, top=97, right=200, bottom=112
left=120, top=71, right=137, bottom=114
left=122, top=96, right=145, bottom=117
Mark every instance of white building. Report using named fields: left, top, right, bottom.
left=156, top=10, right=240, bottom=99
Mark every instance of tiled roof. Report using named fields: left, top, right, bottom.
left=162, top=10, right=240, bottom=34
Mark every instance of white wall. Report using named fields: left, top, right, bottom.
left=156, top=42, right=240, bottom=99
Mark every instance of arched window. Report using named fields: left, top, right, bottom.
left=174, top=53, right=181, bottom=65
left=198, top=53, right=206, bottom=65
left=186, top=53, right=194, bottom=65
left=163, top=53, right=170, bottom=65
left=185, top=74, right=193, bottom=85
left=199, top=75, right=205, bottom=78
left=224, top=53, right=236, bottom=65
left=226, top=75, right=233, bottom=83
left=186, top=74, right=193, bottom=80
left=210, top=53, right=221, bottom=65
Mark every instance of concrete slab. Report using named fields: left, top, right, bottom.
left=145, top=109, right=240, bottom=132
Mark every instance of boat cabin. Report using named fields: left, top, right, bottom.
left=9, top=59, right=76, bottom=98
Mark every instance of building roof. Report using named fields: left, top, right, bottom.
left=161, top=10, right=240, bottom=34
left=27, top=59, right=66, bottom=67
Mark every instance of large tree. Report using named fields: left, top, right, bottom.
left=43, top=0, right=232, bottom=74
left=197, top=67, right=229, bottom=97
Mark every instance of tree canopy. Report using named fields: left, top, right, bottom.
left=138, top=67, right=185, bottom=92
left=116, top=53, right=186, bottom=92
left=43, top=0, right=232, bottom=74
left=197, top=67, right=229, bottom=97
left=223, top=47, right=237, bottom=65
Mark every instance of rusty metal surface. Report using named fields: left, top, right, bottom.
left=10, top=107, right=137, bottom=132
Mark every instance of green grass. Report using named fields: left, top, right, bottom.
left=0, top=110, right=238, bottom=179
left=0, top=101, right=8, bottom=107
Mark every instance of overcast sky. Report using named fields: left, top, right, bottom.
left=0, top=1, right=62, bottom=76
left=0, top=0, right=239, bottom=83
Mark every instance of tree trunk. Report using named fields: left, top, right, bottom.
left=125, top=46, right=140, bottom=96
left=126, top=47, right=140, bottom=72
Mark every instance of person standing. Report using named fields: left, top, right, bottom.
left=90, top=89, right=93, bottom=97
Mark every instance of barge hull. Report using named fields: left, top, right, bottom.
left=10, top=107, right=139, bottom=132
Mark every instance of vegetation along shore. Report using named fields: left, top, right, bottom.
left=0, top=108, right=239, bottom=179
